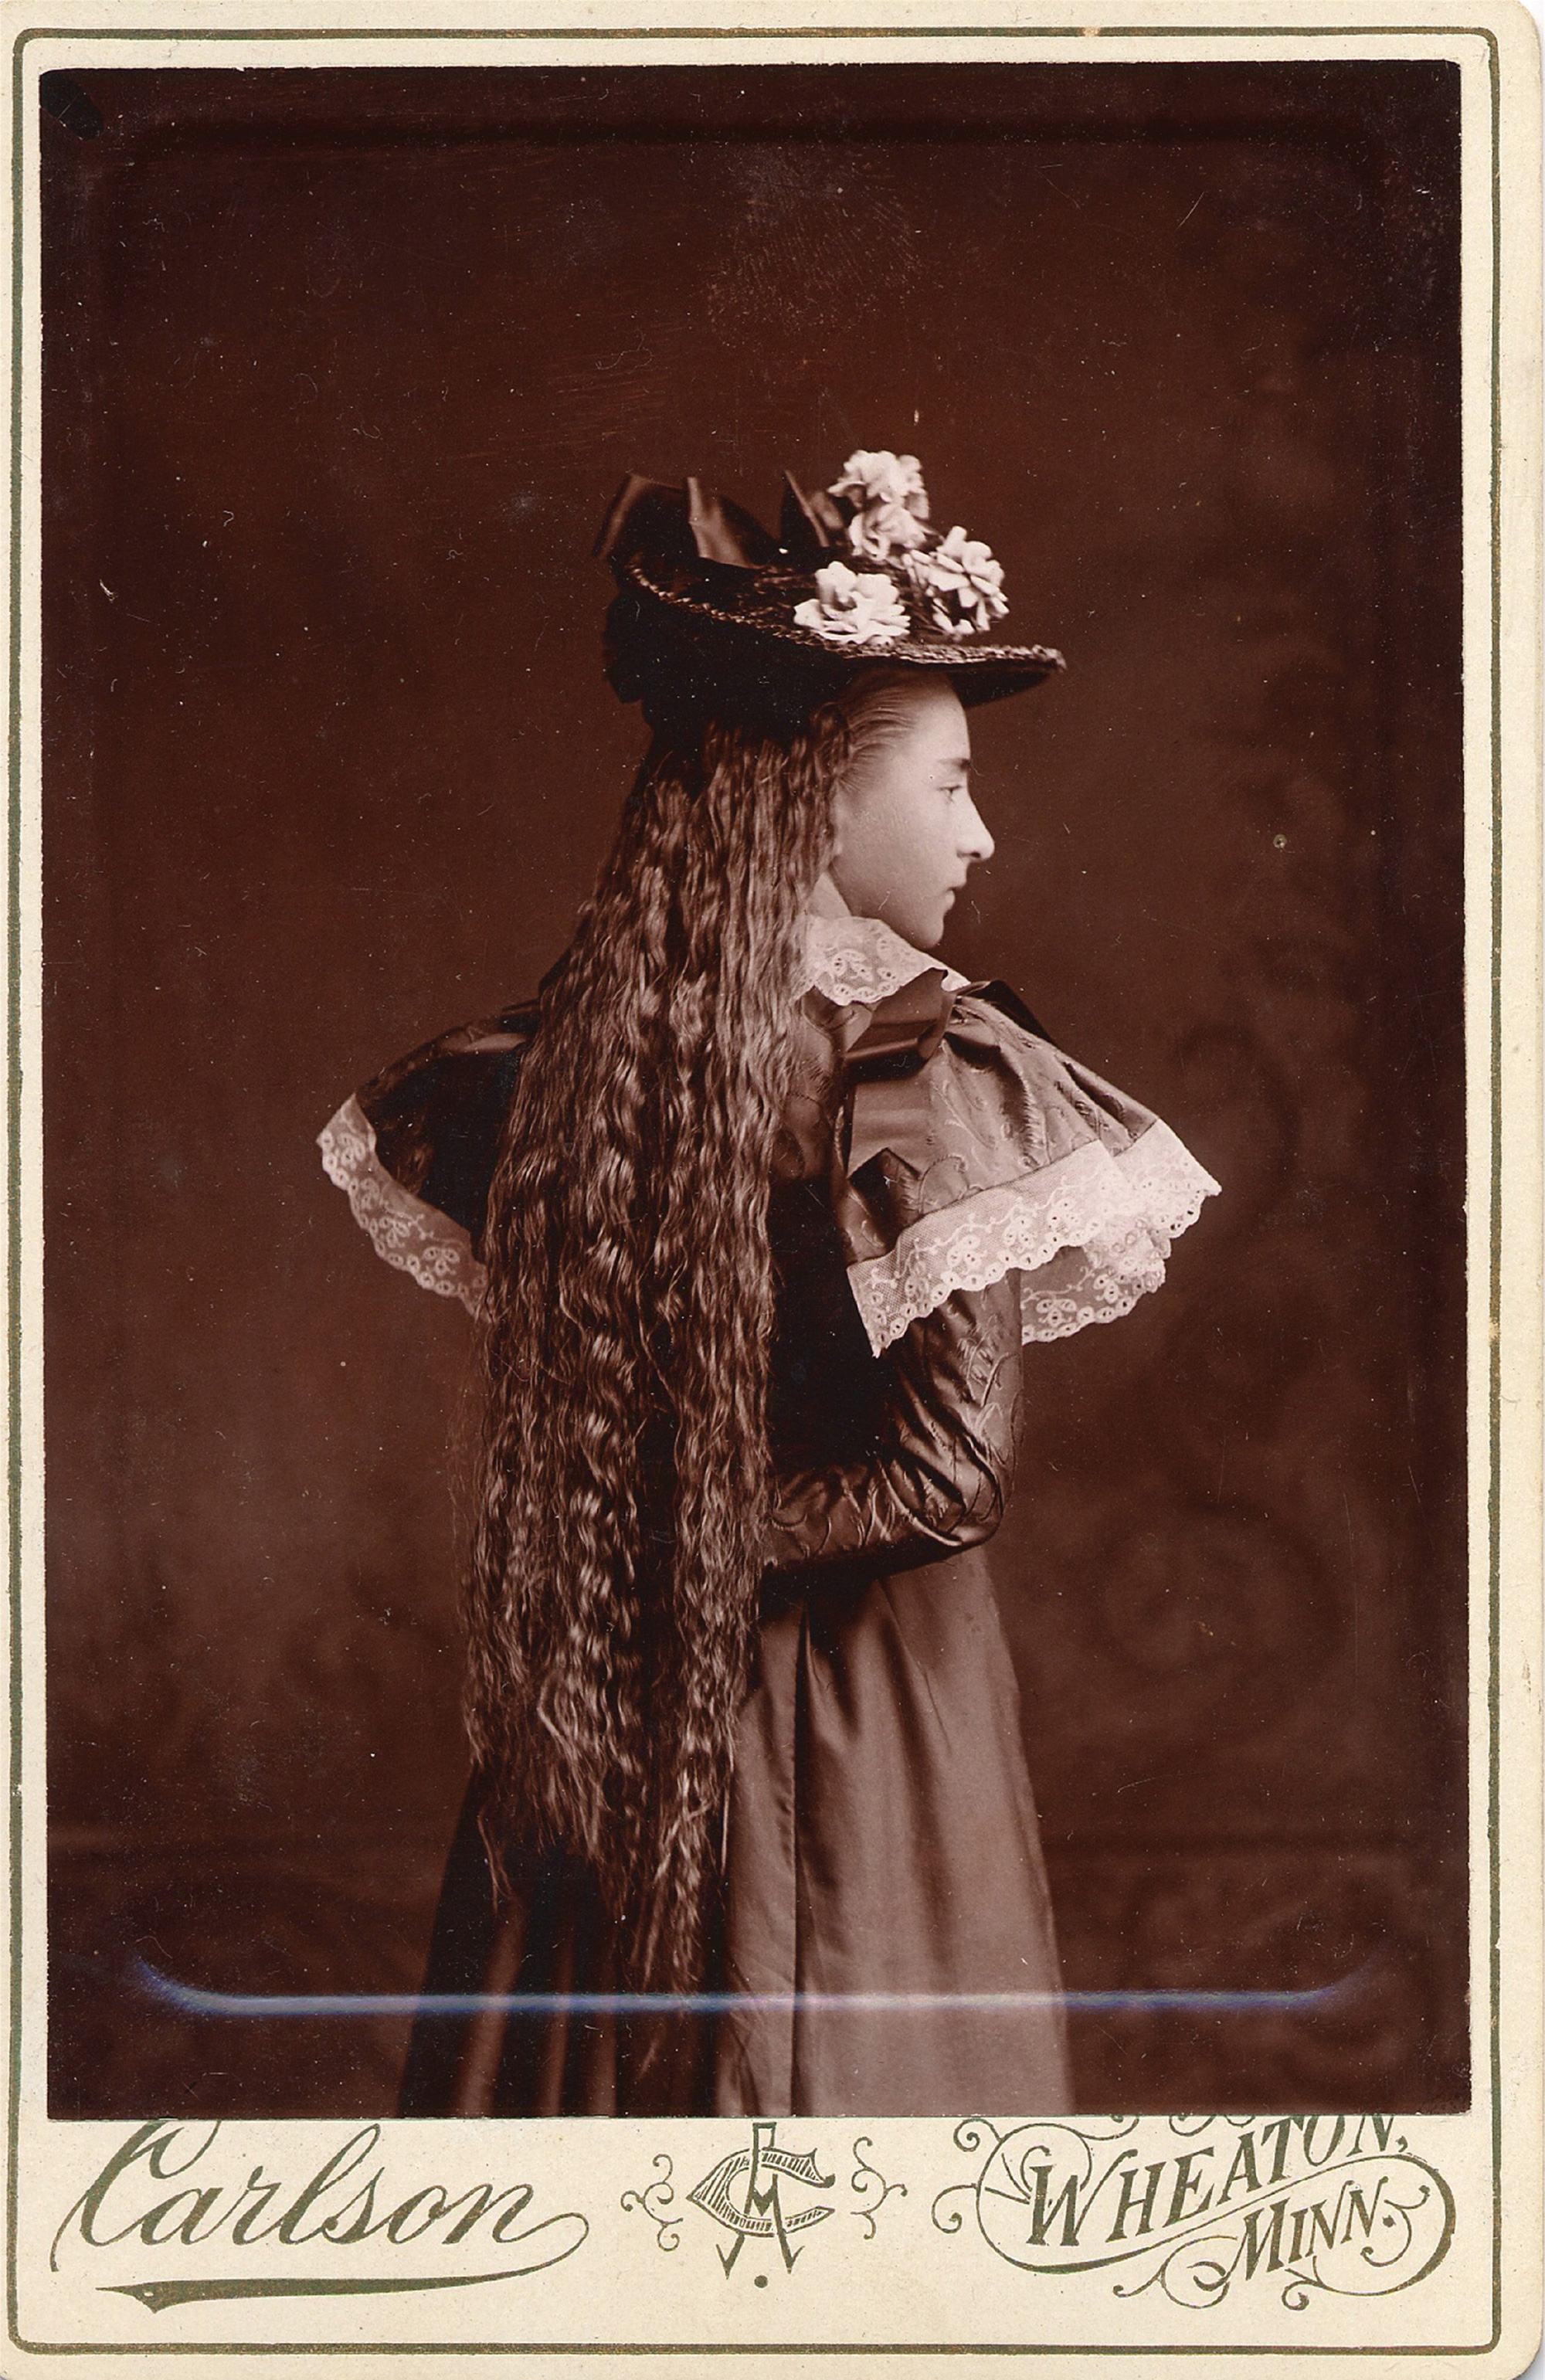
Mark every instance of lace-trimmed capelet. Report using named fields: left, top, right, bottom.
left=318, top=914, right=1219, bottom=1356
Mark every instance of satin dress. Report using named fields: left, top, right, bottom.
left=319, top=913, right=1218, bottom=2117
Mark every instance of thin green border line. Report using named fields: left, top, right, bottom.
left=5, top=19, right=1504, bottom=2361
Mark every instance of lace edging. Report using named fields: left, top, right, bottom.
left=796, top=912, right=968, bottom=1007
left=846, top=1120, right=1221, bottom=1355
left=317, top=1095, right=487, bottom=1316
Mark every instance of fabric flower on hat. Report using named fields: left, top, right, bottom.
left=831, top=450, right=932, bottom=562
left=904, top=525, right=1010, bottom=640
left=793, top=559, right=910, bottom=647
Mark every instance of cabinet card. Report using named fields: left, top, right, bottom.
left=5, top=7, right=1540, bottom=2374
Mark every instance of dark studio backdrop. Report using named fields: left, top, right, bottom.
left=42, top=62, right=1466, bottom=2117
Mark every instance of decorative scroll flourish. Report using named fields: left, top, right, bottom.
left=850, top=2137, right=908, bottom=2240
left=933, top=2115, right=1455, bottom=2310
left=620, top=2154, right=681, bottom=2254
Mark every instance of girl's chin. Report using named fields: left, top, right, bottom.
left=868, top=897, right=946, bottom=949
left=886, top=917, right=944, bottom=950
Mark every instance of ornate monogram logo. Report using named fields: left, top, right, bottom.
left=622, top=2123, right=906, bottom=2282
left=688, top=2120, right=836, bottom=2274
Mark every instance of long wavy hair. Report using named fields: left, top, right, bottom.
left=467, top=691, right=846, bottom=1994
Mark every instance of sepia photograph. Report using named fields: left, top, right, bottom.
left=38, top=53, right=1476, bottom=2133
left=10, top=5, right=1543, bottom=2363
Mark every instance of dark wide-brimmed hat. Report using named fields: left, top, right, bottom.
left=596, top=451, right=1065, bottom=722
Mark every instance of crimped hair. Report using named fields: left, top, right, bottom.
left=467, top=698, right=844, bottom=1995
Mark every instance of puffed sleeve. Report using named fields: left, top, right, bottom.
left=317, top=1002, right=537, bottom=1312
left=827, top=972, right=1221, bottom=1355
left=756, top=964, right=1219, bottom=1572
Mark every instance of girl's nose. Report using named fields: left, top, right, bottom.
left=959, top=794, right=995, bottom=864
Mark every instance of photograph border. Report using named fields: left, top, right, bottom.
left=5, top=11, right=1537, bottom=2365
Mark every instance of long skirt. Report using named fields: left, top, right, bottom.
left=399, top=1548, right=1071, bottom=2117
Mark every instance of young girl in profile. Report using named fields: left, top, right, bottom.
left=321, top=450, right=1217, bottom=2118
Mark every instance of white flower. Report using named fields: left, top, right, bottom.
left=904, top=525, right=1009, bottom=639
left=846, top=501, right=931, bottom=563
left=832, top=448, right=929, bottom=515
left=830, top=449, right=931, bottom=562
left=793, top=560, right=910, bottom=647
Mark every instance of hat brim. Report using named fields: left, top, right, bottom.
left=620, top=553, right=1064, bottom=709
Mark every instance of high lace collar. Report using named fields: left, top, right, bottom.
left=794, top=911, right=969, bottom=1010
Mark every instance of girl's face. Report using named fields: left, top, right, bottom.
left=827, top=678, right=994, bottom=949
